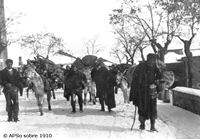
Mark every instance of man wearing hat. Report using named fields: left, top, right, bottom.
left=0, top=59, right=21, bottom=122
left=129, top=53, right=163, bottom=132
left=91, top=60, right=116, bottom=112
left=64, top=64, right=87, bottom=113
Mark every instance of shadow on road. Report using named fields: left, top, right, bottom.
left=18, top=105, right=117, bottom=117
left=30, top=122, right=129, bottom=132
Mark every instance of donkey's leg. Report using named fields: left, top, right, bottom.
left=88, top=86, right=92, bottom=102
left=36, top=95, right=44, bottom=116
left=92, top=93, right=96, bottom=105
left=77, top=91, right=83, bottom=112
left=52, top=89, right=56, bottom=99
left=114, top=86, right=118, bottom=94
left=91, top=87, right=96, bottom=105
left=19, top=85, right=23, bottom=96
left=83, top=89, right=87, bottom=105
left=47, top=90, right=52, bottom=111
left=122, top=87, right=128, bottom=103
left=124, top=89, right=128, bottom=103
left=71, top=94, right=76, bottom=113
left=26, top=88, right=29, bottom=98
left=89, top=92, right=92, bottom=102
left=90, top=83, right=96, bottom=105
left=127, top=88, right=130, bottom=104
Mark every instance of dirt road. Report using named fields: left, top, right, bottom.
left=0, top=90, right=176, bottom=139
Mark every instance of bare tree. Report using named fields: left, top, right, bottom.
left=158, top=0, right=200, bottom=87
left=0, top=0, right=21, bottom=54
left=83, top=36, right=103, bottom=55
left=110, top=45, right=125, bottom=64
left=110, top=8, right=147, bottom=64
left=0, top=0, right=7, bottom=53
left=20, top=32, right=65, bottom=59
left=110, top=0, right=181, bottom=62
left=0, top=0, right=22, bottom=68
left=139, top=45, right=147, bottom=62
left=0, top=0, right=7, bottom=69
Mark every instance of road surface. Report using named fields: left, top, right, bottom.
left=0, top=90, right=177, bottom=139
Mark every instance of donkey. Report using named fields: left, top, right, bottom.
left=109, top=65, right=137, bottom=104
left=82, top=68, right=96, bottom=105
left=83, top=79, right=96, bottom=105
left=116, top=71, right=130, bottom=103
left=22, top=64, right=46, bottom=116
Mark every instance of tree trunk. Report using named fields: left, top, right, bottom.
left=150, top=40, right=168, bottom=62
left=0, top=0, right=8, bottom=69
left=158, top=48, right=167, bottom=62
left=150, top=41, right=157, bottom=54
left=130, top=57, right=134, bottom=65
left=139, top=47, right=145, bottom=61
left=183, top=41, right=193, bottom=87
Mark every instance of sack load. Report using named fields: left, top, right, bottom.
left=82, top=55, right=98, bottom=66
left=72, top=58, right=85, bottom=69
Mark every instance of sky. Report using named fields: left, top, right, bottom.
left=3, top=0, right=200, bottom=67
left=4, top=0, right=121, bottom=66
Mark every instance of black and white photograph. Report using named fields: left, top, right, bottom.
left=1, top=0, right=200, bottom=139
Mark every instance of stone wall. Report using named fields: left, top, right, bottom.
left=172, top=87, right=200, bottom=115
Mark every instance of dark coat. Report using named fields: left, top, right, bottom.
left=91, top=67, right=108, bottom=97
left=64, top=69, right=87, bottom=95
left=91, top=66, right=116, bottom=109
left=129, top=62, right=162, bottom=120
left=0, top=68, right=21, bottom=92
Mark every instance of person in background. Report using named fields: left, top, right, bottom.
left=0, top=59, right=21, bottom=122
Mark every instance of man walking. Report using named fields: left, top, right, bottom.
left=0, top=59, right=21, bottom=122
left=91, top=61, right=116, bottom=112
left=129, top=53, right=163, bottom=132
left=64, top=65, right=87, bottom=113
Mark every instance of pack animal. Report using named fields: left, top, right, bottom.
left=116, top=71, right=130, bottom=103
left=82, top=68, right=96, bottom=105
left=22, top=64, right=46, bottom=115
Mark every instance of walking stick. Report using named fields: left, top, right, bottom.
left=131, top=105, right=137, bottom=131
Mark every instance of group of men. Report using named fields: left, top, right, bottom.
left=64, top=53, right=164, bottom=132
left=64, top=61, right=117, bottom=113
left=0, top=53, right=164, bottom=132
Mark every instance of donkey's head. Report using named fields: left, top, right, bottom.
left=21, top=64, right=37, bottom=82
left=116, top=71, right=124, bottom=86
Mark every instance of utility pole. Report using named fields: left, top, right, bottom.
left=0, top=0, right=8, bottom=69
